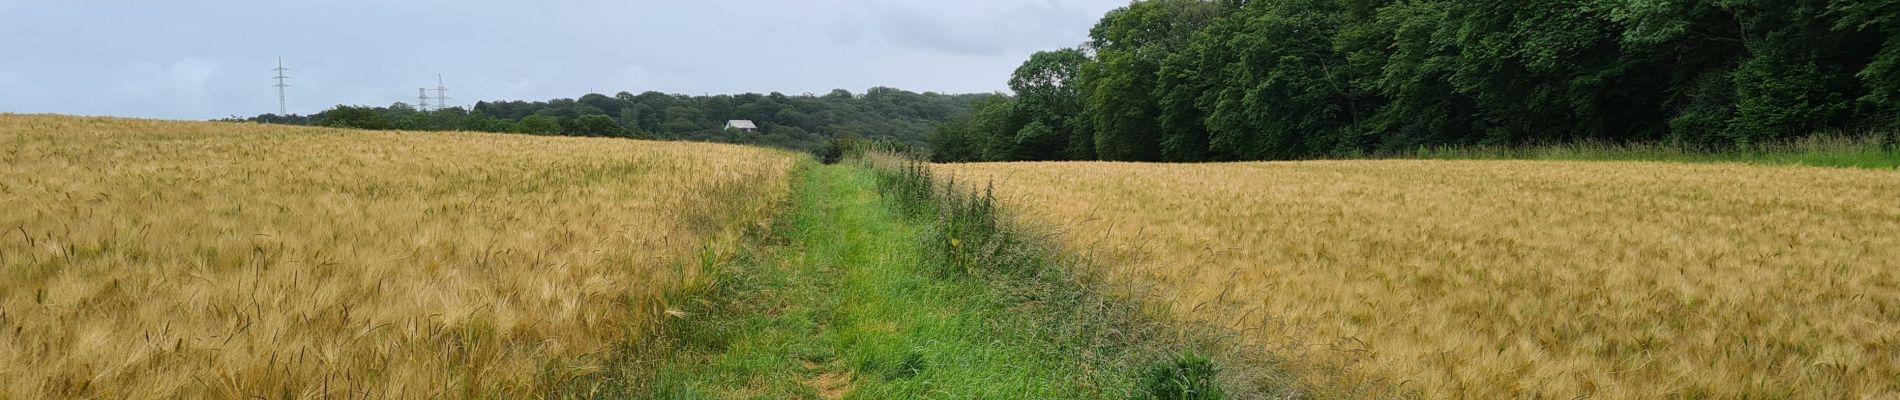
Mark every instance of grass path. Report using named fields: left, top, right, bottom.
left=644, top=164, right=1159, bottom=399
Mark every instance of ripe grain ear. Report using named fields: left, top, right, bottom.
left=942, top=159, right=1900, bottom=398
left=0, top=115, right=797, bottom=398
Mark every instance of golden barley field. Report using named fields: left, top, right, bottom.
left=0, top=115, right=794, bottom=398
left=940, top=160, right=1900, bottom=399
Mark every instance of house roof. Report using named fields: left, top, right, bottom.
left=724, top=120, right=758, bottom=129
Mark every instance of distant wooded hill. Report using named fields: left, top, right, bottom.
left=232, top=88, right=997, bottom=153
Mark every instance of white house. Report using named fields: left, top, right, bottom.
left=724, top=120, right=758, bottom=133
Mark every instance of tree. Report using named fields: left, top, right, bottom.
left=1193, top=0, right=1377, bottom=159
left=968, top=97, right=1027, bottom=160
left=315, top=106, right=391, bottom=130
left=275, top=0, right=1896, bottom=162
left=578, top=93, right=626, bottom=115
left=517, top=116, right=563, bottom=135
left=660, top=105, right=706, bottom=134
left=1012, top=121, right=1065, bottom=160
left=1830, top=0, right=1900, bottom=128
left=927, top=118, right=985, bottom=163
left=924, top=0, right=1894, bottom=162
left=242, top=87, right=989, bottom=155
left=1082, top=0, right=1225, bottom=161
left=573, top=114, right=629, bottom=137
left=1009, top=49, right=1092, bottom=160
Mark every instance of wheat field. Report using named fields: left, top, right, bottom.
left=0, top=115, right=795, bottom=398
left=940, top=160, right=1900, bottom=399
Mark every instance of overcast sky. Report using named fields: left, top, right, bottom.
left=0, top=0, right=1124, bottom=120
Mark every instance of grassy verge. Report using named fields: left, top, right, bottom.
left=608, top=158, right=1297, bottom=399
left=1385, top=133, right=1900, bottom=169
left=862, top=151, right=1306, bottom=399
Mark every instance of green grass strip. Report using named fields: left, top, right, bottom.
left=644, top=164, right=1143, bottom=398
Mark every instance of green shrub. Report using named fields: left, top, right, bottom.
left=1141, top=353, right=1224, bottom=400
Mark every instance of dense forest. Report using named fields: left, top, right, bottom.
left=932, top=0, right=1900, bottom=162
left=236, top=88, right=994, bottom=153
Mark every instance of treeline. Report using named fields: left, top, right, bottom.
left=235, top=88, right=994, bottom=153
left=932, top=0, right=1900, bottom=162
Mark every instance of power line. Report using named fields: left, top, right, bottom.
left=432, top=74, right=451, bottom=110
left=272, top=57, right=291, bottom=115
